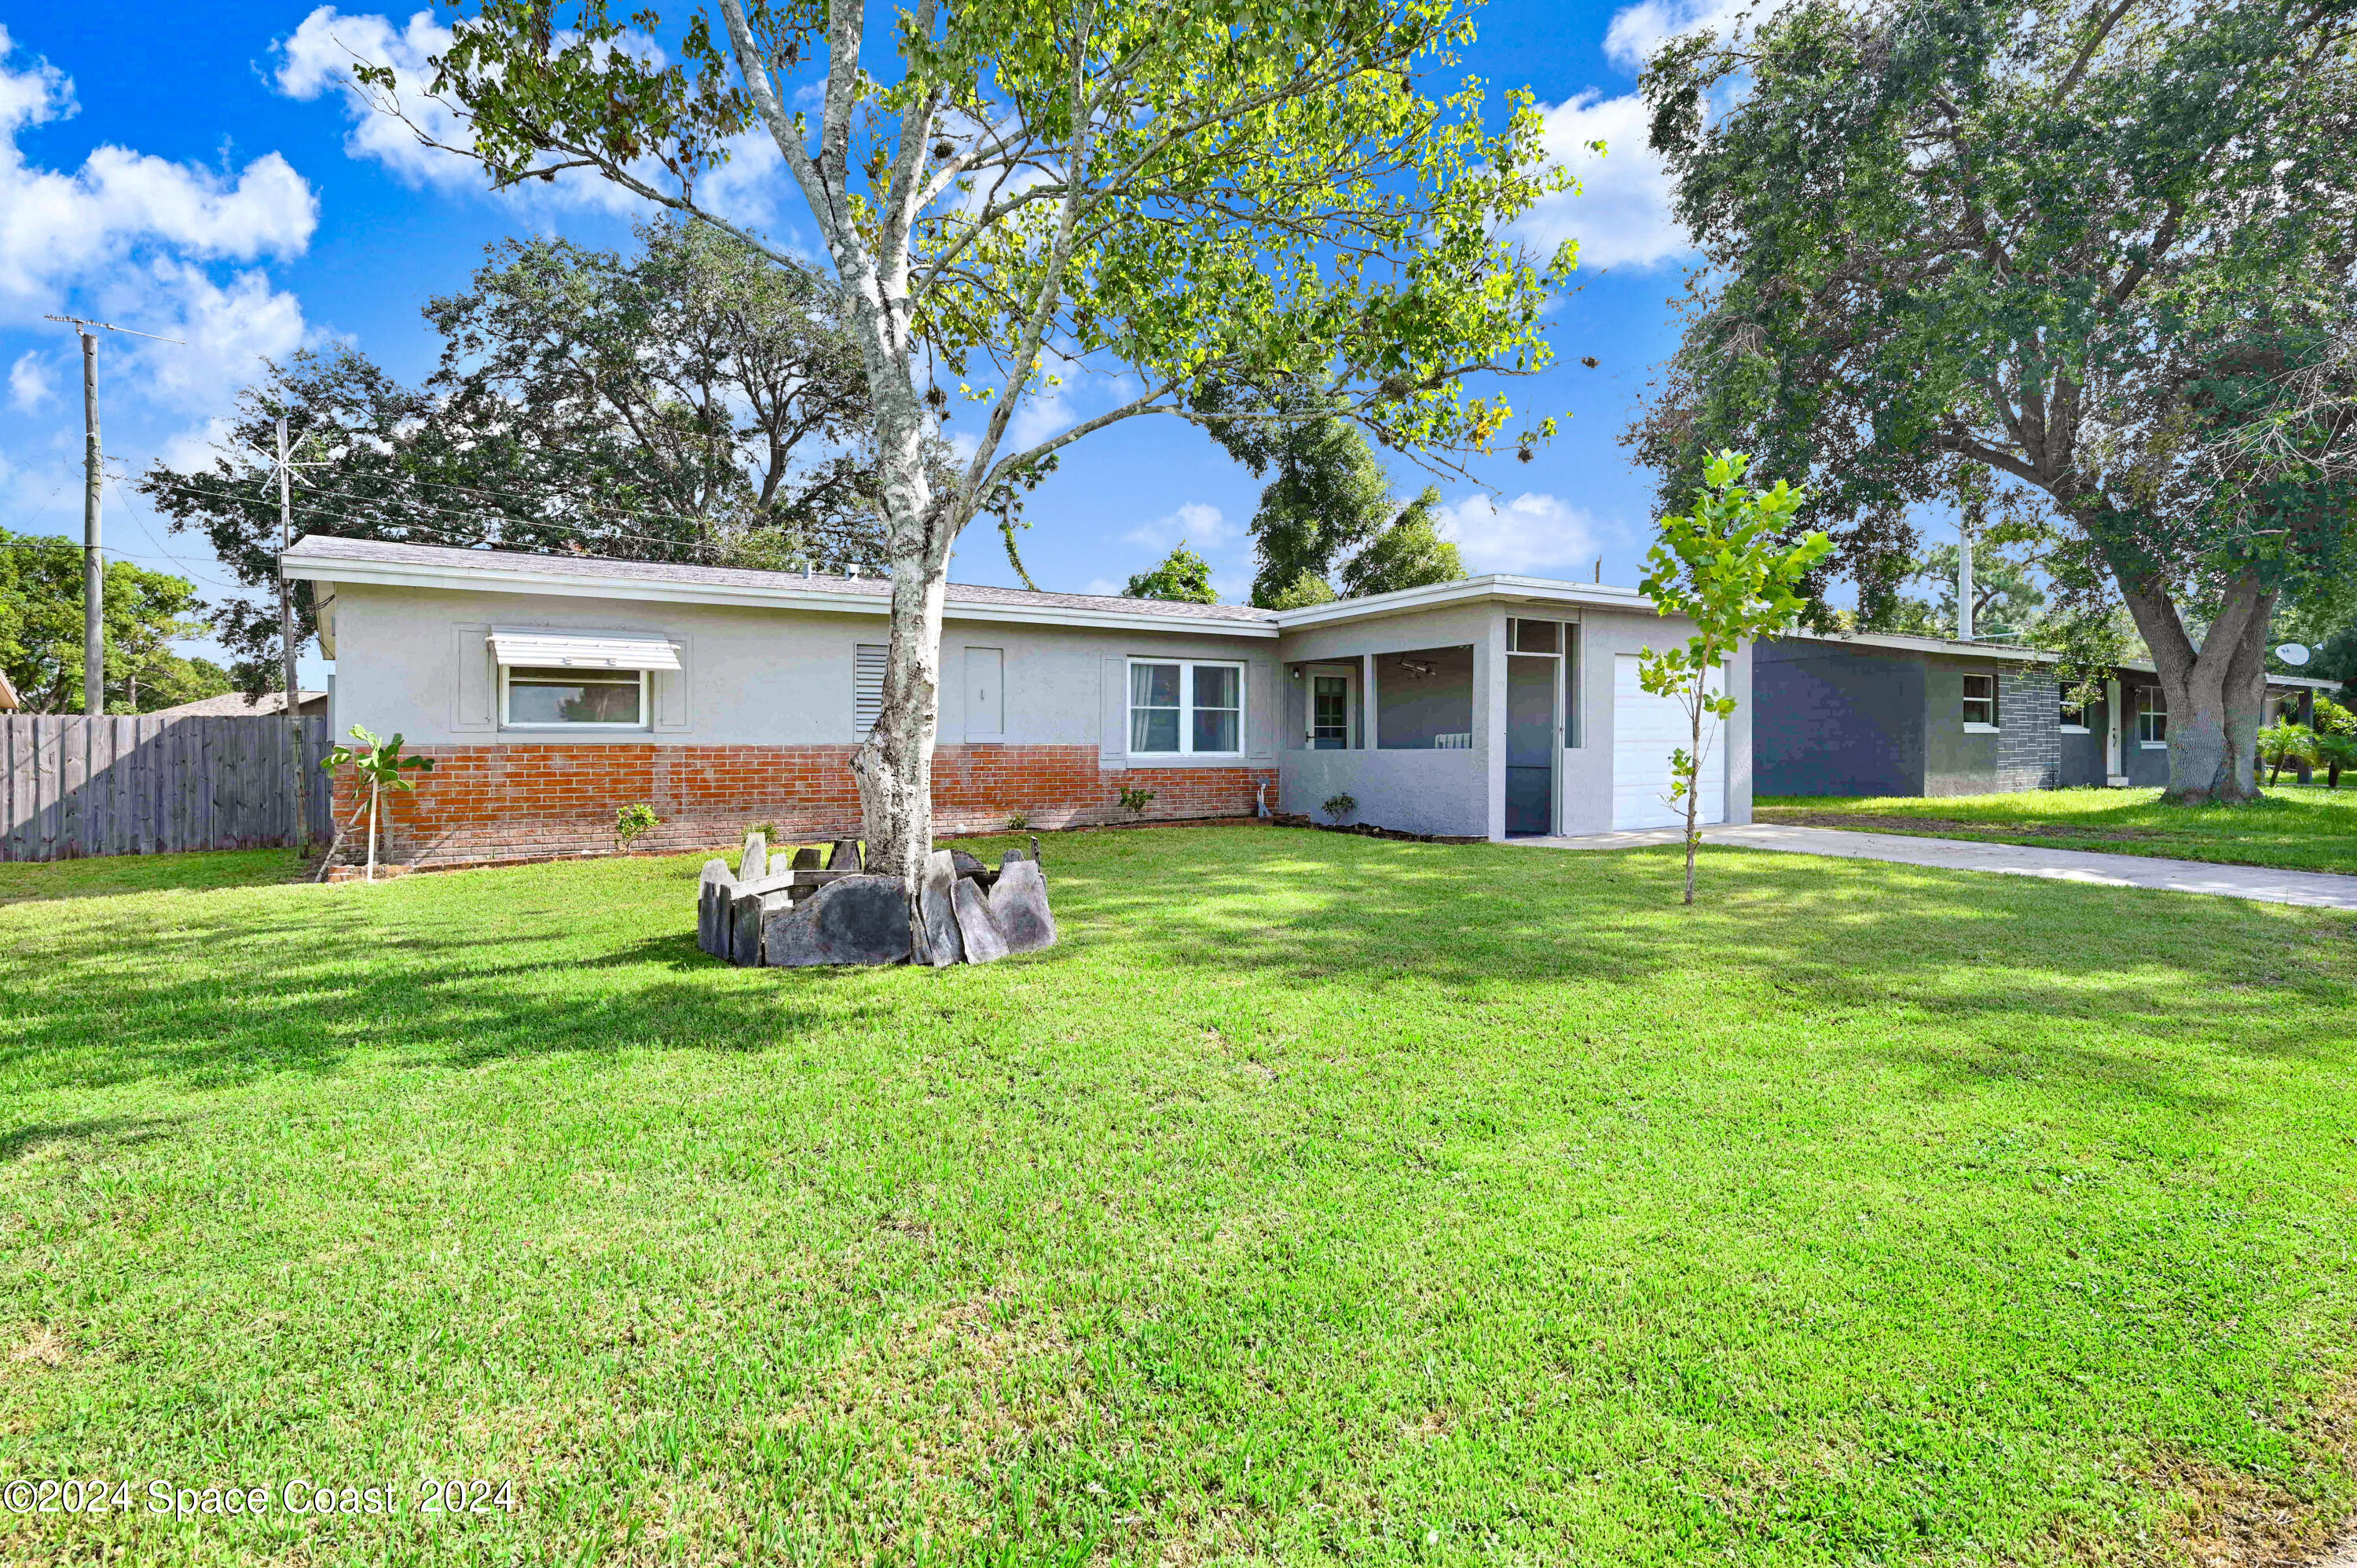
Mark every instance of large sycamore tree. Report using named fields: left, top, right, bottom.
left=1630, top=0, right=2357, bottom=803
left=351, top=0, right=1568, bottom=880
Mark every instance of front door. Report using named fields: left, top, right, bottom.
left=1505, top=654, right=1556, bottom=834
left=1309, top=670, right=1353, bottom=749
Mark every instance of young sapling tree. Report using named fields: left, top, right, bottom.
left=1637, top=452, right=1827, bottom=905
left=323, top=726, right=436, bottom=882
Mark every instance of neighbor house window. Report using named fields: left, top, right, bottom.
left=2137, top=685, right=2167, bottom=746
left=1961, top=672, right=1997, bottom=728
left=2059, top=696, right=2088, bottom=731
left=501, top=666, right=647, bottom=728
left=1128, top=659, right=1245, bottom=755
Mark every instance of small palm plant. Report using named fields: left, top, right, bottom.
left=2259, top=720, right=2319, bottom=786
left=323, top=726, right=435, bottom=882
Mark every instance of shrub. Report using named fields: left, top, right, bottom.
left=2319, top=730, right=2357, bottom=789
left=1117, top=786, right=1156, bottom=819
left=1006, top=810, right=1031, bottom=830
left=616, top=803, right=661, bottom=848
left=1321, top=792, right=1358, bottom=825
left=745, top=821, right=779, bottom=841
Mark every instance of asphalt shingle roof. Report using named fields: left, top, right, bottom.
left=284, top=537, right=1279, bottom=625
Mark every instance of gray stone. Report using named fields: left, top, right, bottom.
left=731, top=888, right=793, bottom=966
left=739, top=830, right=769, bottom=883
left=1028, top=833, right=1043, bottom=867
left=790, top=845, right=823, bottom=870
left=951, top=877, right=1010, bottom=963
left=917, top=850, right=963, bottom=968
left=827, top=837, right=863, bottom=871
left=950, top=848, right=990, bottom=881
left=764, top=874, right=914, bottom=967
left=697, top=859, right=735, bottom=955
left=988, top=857, right=1057, bottom=954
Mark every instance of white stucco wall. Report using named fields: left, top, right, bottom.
left=325, top=582, right=1282, bottom=768
left=1268, top=599, right=1752, bottom=838
left=321, top=579, right=1753, bottom=839
left=1560, top=606, right=1754, bottom=836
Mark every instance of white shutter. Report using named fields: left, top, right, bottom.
left=853, top=644, right=888, bottom=735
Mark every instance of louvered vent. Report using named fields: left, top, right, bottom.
left=853, top=643, right=887, bottom=735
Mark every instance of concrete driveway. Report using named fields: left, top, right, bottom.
left=1510, top=822, right=2357, bottom=913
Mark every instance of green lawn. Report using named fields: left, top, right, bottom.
left=1758, top=785, right=2357, bottom=876
left=4, top=827, right=2356, bottom=1566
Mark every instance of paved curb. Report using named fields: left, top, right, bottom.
left=1510, top=822, right=2357, bottom=912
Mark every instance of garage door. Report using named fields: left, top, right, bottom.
left=1612, top=654, right=1725, bottom=830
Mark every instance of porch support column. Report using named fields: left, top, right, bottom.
left=1362, top=653, right=1376, bottom=751
left=1479, top=609, right=1508, bottom=841
left=2297, top=687, right=2315, bottom=784
left=2104, top=678, right=2124, bottom=785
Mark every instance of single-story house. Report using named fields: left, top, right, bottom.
left=1755, top=628, right=2341, bottom=797
left=147, top=689, right=329, bottom=719
left=0, top=669, right=18, bottom=711
left=282, top=537, right=1758, bottom=869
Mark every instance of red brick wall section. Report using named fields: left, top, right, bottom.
left=328, top=743, right=1277, bottom=870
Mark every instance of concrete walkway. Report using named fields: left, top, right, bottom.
left=1508, top=822, right=2357, bottom=913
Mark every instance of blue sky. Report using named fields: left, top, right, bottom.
left=0, top=0, right=1735, bottom=685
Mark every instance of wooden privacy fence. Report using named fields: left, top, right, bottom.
left=1, top=716, right=334, bottom=861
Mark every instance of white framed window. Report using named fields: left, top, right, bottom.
left=2136, top=685, right=2167, bottom=746
left=1962, top=672, right=1998, bottom=731
left=500, top=665, right=649, bottom=729
left=1128, top=658, right=1245, bottom=756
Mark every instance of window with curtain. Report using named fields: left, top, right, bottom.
left=1128, top=660, right=1245, bottom=755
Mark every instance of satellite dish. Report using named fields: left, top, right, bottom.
left=2276, top=643, right=2311, bottom=666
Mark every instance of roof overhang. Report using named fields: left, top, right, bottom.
left=1269, top=574, right=1656, bottom=630
left=1779, top=627, right=2063, bottom=662
left=0, top=668, right=17, bottom=710
left=284, top=548, right=1280, bottom=639
left=1778, top=628, right=2343, bottom=689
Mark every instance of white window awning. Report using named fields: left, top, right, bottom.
left=488, top=627, right=680, bottom=671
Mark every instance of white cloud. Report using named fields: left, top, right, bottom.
left=1517, top=90, right=1692, bottom=272
left=273, top=6, right=700, bottom=223
left=0, top=27, right=317, bottom=306
left=115, top=263, right=311, bottom=416
left=274, top=7, right=472, bottom=190
left=9, top=349, right=50, bottom=410
left=1434, top=492, right=1610, bottom=574
left=1122, top=500, right=1233, bottom=552
left=1083, top=577, right=1124, bottom=597
left=0, top=26, right=319, bottom=440
left=1604, top=0, right=1758, bottom=72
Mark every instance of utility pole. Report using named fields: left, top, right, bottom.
left=43, top=315, right=182, bottom=716
left=1956, top=528, right=1975, bottom=643
left=275, top=416, right=312, bottom=857
left=76, top=328, right=102, bottom=713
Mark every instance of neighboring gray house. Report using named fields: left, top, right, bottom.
left=282, top=538, right=1756, bottom=869
left=1755, top=628, right=2340, bottom=797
